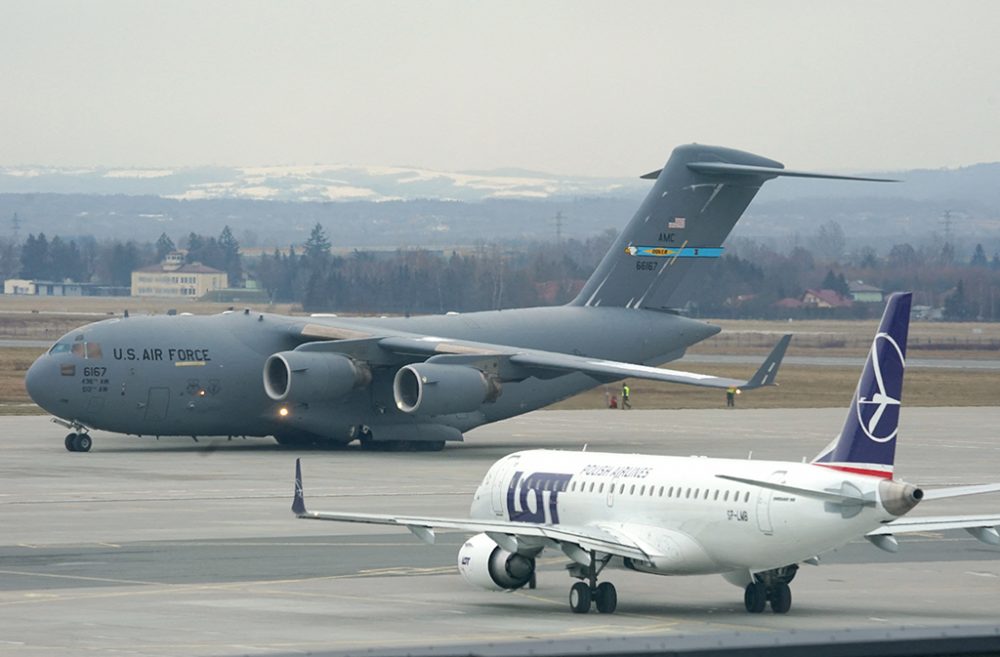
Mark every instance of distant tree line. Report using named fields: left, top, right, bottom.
left=8, top=226, right=244, bottom=288
left=3, top=218, right=999, bottom=321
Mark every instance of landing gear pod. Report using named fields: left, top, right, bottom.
left=393, top=363, right=501, bottom=416
left=263, top=351, right=371, bottom=403
left=457, top=533, right=535, bottom=591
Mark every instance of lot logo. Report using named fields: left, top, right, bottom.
left=506, top=471, right=573, bottom=525
left=856, top=332, right=905, bottom=443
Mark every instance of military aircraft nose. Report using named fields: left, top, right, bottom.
left=25, top=354, right=53, bottom=411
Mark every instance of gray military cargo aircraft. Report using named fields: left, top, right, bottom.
left=25, top=144, right=892, bottom=452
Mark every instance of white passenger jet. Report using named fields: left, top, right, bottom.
left=292, top=292, right=1000, bottom=614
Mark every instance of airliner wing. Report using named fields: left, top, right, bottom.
left=868, top=515, right=1000, bottom=544
left=291, top=460, right=650, bottom=561
left=376, top=333, right=791, bottom=391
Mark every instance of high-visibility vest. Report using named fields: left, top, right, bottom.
left=622, top=385, right=630, bottom=396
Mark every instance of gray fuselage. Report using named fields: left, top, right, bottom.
left=25, top=305, right=717, bottom=443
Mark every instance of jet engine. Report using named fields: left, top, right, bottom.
left=263, top=351, right=371, bottom=403
left=393, top=363, right=501, bottom=416
left=457, top=533, right=535, bottom=591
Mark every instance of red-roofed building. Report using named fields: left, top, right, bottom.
left=802, top=288, right=853, bottom=309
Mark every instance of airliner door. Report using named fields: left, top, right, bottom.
left=491, top=455, right=520, bottom=517
left=756, top=470, right=785, bottom=535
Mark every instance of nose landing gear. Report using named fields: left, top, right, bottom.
left=55, top=419, right=93, bottom=452
left=64, top=432, right=92, bottom=452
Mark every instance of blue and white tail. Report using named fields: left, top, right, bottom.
left=813, top=292, right=912, bottom=478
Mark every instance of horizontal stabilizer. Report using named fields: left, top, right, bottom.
left=921, top=482, right=1000, bottom=501
left=715, top=474, right=873, bottom=506
left=686, top=162, right=900, bottom=183
left=640, top=164, right=899, bottom=183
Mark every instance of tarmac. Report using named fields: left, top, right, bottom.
left=1, top=408, right=999, bottom=656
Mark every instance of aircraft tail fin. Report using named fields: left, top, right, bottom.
left=292, top=458, right=307, bottom=515
left=570, top=145, right=895, bottom=310
left=812, top=292, right=912, bottom=478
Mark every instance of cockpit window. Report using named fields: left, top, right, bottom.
left=57, top=341, right=103, bottom=359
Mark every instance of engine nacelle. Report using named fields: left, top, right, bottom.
left=263, top=351, right=371, bottom=403
left=393, top=363, right=501, bottom=416
left=457, top=533, right=535, bottom=591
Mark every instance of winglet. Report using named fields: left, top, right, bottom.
left=741, top=334, right=792, bottom=390
left=292, top=458, right=307, bottom=515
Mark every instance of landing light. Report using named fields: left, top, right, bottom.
left=278, top=406, right=290, bottom=418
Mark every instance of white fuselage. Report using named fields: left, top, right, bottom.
left=469, top=450, right=899, bottom=576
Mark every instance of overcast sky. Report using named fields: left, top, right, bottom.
left=2, top=1, right=998, bottom=176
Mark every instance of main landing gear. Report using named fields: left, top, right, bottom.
left=744, top=564, right=797, bottom=614
left=64, top=432, right=92, bottom=452
left=567, top=551, right=617, bottom=614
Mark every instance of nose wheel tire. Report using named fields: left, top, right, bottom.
left=569, top=582, right=592, bottom=613
left=65, top=433, right=92, bottom=452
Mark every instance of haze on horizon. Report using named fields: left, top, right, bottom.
left=2, top=0, right=998, bottom=177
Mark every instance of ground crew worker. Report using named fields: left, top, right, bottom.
left=621, top=383, right=631, bottom=409
left=726, top=385, right=736, bottom=408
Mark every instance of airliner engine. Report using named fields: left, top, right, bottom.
left=457, top=533, right=535, bottom=591
left=263, top=351, right=372, bottom=403
left=393, top=363, right=501, bottom=416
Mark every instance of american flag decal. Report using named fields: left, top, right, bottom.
left=60, top=364, right=76, bottom=376
left=668, top=217, right=686, bottom=229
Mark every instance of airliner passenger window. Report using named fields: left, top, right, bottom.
left=598, top=483, right=604, bottom=493
left=744, top=491, right=750, bottom=503
left=713, top=490, right=719, bottom=500
left=629, top=485, right=635, bottom=495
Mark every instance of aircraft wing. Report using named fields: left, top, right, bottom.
left=291, top=460, right=650, bottom=561
left=374, top=333, right=791, bottom=391
left=867, top=515, right=1000, bottom=544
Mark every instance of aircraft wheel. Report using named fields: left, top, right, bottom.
left=595, top=581, right=617, bottom=614
left=65, top=433, right=78, bottom=451
left=769, top=582, right=792, bottom=614
left=744, top=583, right=766, bottom=613
left=569, top=581, right=592, bottom=613
left=73, top=434, right=93, bottom=452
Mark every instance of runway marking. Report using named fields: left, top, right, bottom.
left=0, top=569, right=162, bottom=587
left=964, top=571, right=997, bottom=578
